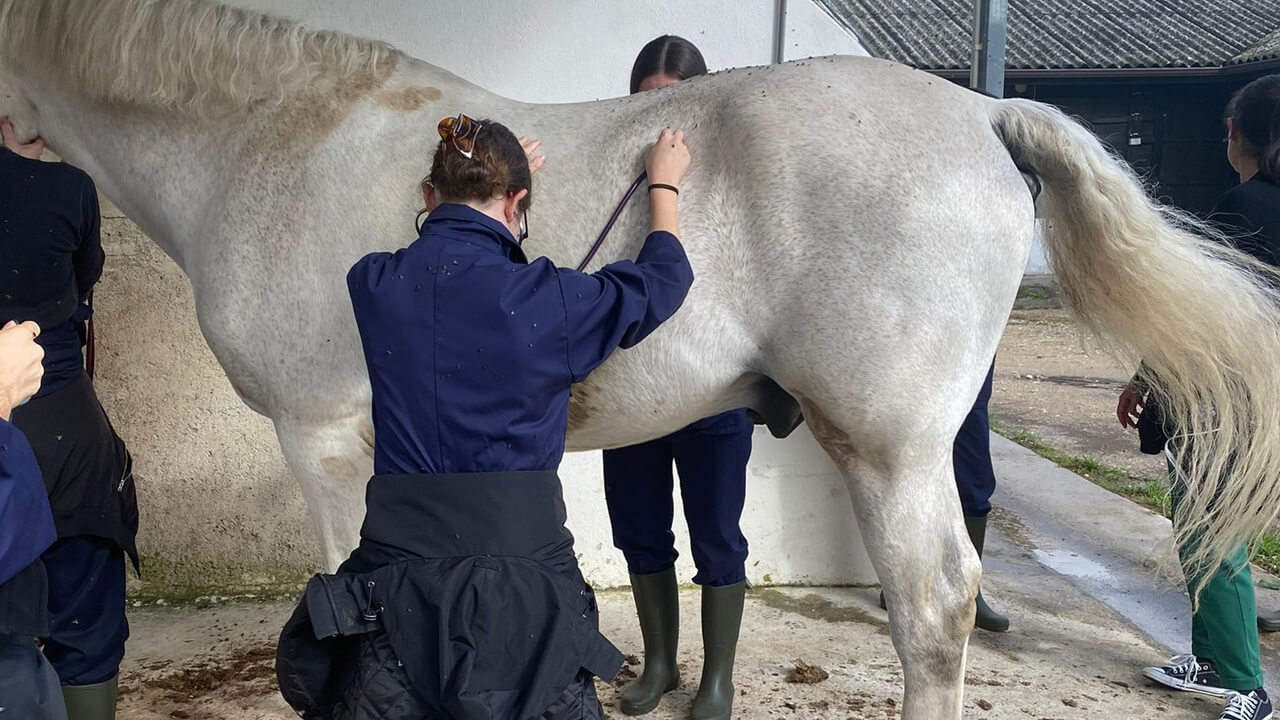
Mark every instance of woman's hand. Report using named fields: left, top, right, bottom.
left=644, top=129, right=689, bottom=238
left=645, top=128, right=690, bottom=188
left=0, top=321, right=44, bottom=421
left=1117, top=384, right=1143, bottom=428
left=1, top=118, right=45, bottom=160
left=519, top=136, right=545, bottom=175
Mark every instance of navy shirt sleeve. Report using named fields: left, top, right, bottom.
left=556, top=230, right=693, bottom=382
left=348, top=250, right=398, bottom=292
left=73, top=176, right=104, bottom=299
left=0, top=417, right=56, bottom=587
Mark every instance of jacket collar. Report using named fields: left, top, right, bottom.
left=421, top=203, right=528, bottom=264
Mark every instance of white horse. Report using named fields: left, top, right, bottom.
left=6, top=1, right=1280, bottom=716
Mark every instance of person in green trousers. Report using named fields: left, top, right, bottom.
left=1144, top=457, right=1266, bottom=708
left=1117, top=74, right=1280, bottom=720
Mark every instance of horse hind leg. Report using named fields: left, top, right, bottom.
left=805, top=402, right=979, bottom=720
left=273, top=414, right=374, bottom=571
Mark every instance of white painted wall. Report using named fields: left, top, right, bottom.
left=1027, top=222, right=1050, bottom=275
left=180, top=0, right=877, bottom=587
left=232, top=0, right=866, bottom=102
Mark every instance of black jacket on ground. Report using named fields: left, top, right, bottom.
left=277, top=471, right=622, bottom=720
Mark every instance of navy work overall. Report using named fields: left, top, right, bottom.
left=277, top=203, right=693, bottom=719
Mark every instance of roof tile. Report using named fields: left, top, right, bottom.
left=818, top=0, right=1280, bottom=70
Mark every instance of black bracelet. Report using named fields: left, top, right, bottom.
left=648, top=183, right=679, bottom=196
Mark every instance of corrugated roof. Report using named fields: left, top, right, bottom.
left=1236, top=27, right=1280, bottom=63
left=817, top=0, right=1280, bottom=70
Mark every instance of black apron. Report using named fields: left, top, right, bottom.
left=277, top=471, right=623, bottom=720
left=10, top=372, right=138, bottom=570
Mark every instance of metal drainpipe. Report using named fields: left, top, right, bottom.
left=970, top=0, right=1008, bottom=98
left=774, top=0, right=787, bottom=64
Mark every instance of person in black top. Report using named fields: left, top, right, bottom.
left=1118, top=74, right=1280, bottom=720
left=0, top=118, right=138, bottom=720
left=1212, top=110, right=1280, bottom=267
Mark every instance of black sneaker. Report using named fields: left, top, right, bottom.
left=1142, top=654, right=1232, bottom=698
left=1220, top=689, right=1273, bottom=720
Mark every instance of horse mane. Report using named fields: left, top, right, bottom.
left=0, top=0, right=401, bottom=117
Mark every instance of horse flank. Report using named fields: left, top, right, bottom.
left=0, top=0, right=399, bottom=118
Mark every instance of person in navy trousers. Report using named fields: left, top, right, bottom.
left=604, top=36, right=752, bottom=720
left=950, top=362, right=1010, bottom=633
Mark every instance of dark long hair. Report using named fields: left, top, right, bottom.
left=1226, top=74, right=1280, bottom=182
left=424, top=118, right=531, bottom=215
left=629, top=35, right=707, bottom=95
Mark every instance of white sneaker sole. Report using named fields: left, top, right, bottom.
left=1141, top=667, right=1233, bottom=699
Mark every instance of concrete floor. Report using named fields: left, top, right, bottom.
left=117, top=586, right=1208, bottom=720
left=115, top=435, right=1279, bottom=719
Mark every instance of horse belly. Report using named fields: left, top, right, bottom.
left=565, top=307, right=751, bottom=450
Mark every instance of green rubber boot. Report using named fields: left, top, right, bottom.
left=966, top=515, right=1010, bottom=633
left=62, top=675, right=118, bottom=720
left=690, top=582, right=745, bottom=720
left=620, top=569, right=680, bottom=716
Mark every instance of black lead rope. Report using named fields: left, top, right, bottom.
left=575, top=171, right=648, bottom=272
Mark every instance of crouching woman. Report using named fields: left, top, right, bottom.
left=277, top=115, right=695, bottom=720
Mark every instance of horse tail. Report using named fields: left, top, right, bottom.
left=988, top=97, right=1280, bottom=598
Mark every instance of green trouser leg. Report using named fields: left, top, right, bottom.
left=1169, top=462, right=1264, bottom=692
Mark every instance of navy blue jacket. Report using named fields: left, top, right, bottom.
left=0, top=147, right=102, bottom=397
left=347, top=204, right=694, bottom=475
left=0, top=417, right=55, bottom=587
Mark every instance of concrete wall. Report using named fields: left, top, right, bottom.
left=98, top=204, right=311, bottom=598
left=99, top=0, right=877, bottom=597
left=231, top=0, right=865, bottom=102
left=1027, top=222, right=1050, bottom=275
